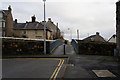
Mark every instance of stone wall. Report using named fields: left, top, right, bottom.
left=77, top=41, right=116, bottom=56
left=2, top=38, right=50, bottom=56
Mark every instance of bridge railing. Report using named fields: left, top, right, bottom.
left=71, top=39, right=79, bottom=54
left=50, top=39, right=63, bottom=53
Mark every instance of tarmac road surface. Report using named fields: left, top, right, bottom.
left=2, top=58, right=66, bottom=80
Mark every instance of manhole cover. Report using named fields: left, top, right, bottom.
left=92, top=70, right=116, bottom=77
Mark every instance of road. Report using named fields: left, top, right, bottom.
left=53, top=44, right=76, bottom=55
left=2, top=58, right=66, bottom=79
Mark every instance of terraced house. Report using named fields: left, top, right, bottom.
left=13, top=15, right=52, bottom=40
left=41, top=18, right=61, bottom=40
left=1, top=6, right=61, bottom=40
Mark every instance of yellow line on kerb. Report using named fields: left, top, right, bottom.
left=1, top=58, right=61, bottom=60
left=0, top=59, right=9, bottom=60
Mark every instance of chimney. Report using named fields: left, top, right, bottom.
left=57, top=23, right=58, bottom=27
left=96, top=32, right=99, bottom=35
left=31, top=15, right=36, bottom=22
left=48, top=18, right=51, bottom=21
left=15, top=19, right=17, bottom=24
left=8, top=5, right=12, bottom=11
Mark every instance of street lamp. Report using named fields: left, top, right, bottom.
left=43, top=0, right=46, bottom=55
left=77, top=29, right=79, bottom=40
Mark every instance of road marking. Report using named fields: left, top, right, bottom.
left=1, top=58, right=61, bottom=60
left=0, top=59, right=9, bottom=60
left=53, top=59, right=64, bottom=80
left=49, top=59, right=62, bottom=80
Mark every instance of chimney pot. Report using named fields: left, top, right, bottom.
left=57, top=23, right=58, bottom=27
left=96, top=32, right=99, bottom=35
left=8, top=5, right=12, bottom=11
left=48, top=18, right=51, bottom=21
left=31, top=15, right=36, bottom=22
left=15, top=19, right=17, bottom=23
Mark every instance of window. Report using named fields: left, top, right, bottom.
left=2, top=21, right=5, bottom=27
left=0, top=12, right=2, bottom=19
left=35, top=30, right=37, bottom=34
left=24, top=30, right=26, bottom=34
left=36, top=36, right=42, bottom=39
left=0, top=22, right=2, bottom=27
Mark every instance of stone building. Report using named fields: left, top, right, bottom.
left=0, top=11, right=3, bottom=36
left=116, top=1, right=120, bottom=56
left=13, top=16, right=52, bottom=40
left=83, top=32, right=106, bottom=42
left=1, top=6, right=61, bottom=40
left=41, top=18, right=61, bottom=40
left=0, top=5, right=13, bottom=37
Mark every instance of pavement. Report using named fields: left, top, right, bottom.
left=53, top=44, right=75, bottom=55
left=63, top=55, right=120, bottom=80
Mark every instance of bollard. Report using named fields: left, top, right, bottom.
left=64, top=44, right=65, bottom=55
left=64, top=40, right=67, bottom=55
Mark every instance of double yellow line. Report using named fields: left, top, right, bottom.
left=1, top=58, right=65, bottom=80
left=50, top=59, right=64, bottom=80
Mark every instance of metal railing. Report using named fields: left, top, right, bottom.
left=50, top=39, right=63, bottom=53
left=71, top=39, right=78, bottom=54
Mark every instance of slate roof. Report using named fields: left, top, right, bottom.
left=3, top=10, right=9, bottom=16
left=84, top=35, right=96, bottom=40
left=83, top=34, right=106, bottom=42
left=14, top=23, right=26, bottom=29
left=14, top=22, right=51, bottom=31
left=108, top=34, right=116, bottom=42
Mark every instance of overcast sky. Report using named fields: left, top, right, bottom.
left=0, top=0, right=118, bottom=40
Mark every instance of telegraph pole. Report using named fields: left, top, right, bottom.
left=43, top=0, right=46, bottom=55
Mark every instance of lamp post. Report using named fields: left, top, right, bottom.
left=43, top=0, right=46, bottom=55
left=77, top=29, right=79, bottom=40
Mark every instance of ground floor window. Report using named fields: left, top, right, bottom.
left=36, top=36, right=42, bottom=39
